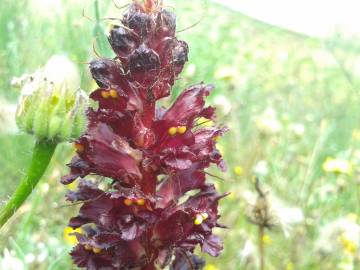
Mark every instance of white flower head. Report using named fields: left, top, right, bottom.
left=315, top=217, right=360, bottom=256
left=0, top=249, right=25, bottom=270
left=239, top=239, right=258, bottom=267
left=273, top=201, right=304, bottom=237
left=213, top=95, right=232, bottom=116
left=253, top=160, right=269, bottom=177
left=0, top=99, right=18, bottom=134
left=44, top=55, right=80, bottom=90
left=289, top=123, right=305, bottom=137
left=255, top=107, right=282, bottom=135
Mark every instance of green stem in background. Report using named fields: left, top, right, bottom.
left=93, top=0, right=111, bottom=57
left=0, top=140, right=57, bottom=228
left=258, top=226, right=265, bottom=270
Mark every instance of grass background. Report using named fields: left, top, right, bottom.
left=1, top=0, right=360, bottom=269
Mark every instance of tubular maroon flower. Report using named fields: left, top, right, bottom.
left=62, top=1, right=228, bottom=269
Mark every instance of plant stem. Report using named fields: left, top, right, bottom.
left=259, top=226, right=265, bottom=270
left=93, top=0, right=109, bottom=57
left=0, top=140, right=57, bottom=228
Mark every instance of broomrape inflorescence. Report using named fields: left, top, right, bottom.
left=62, top=1, right=228, bottom=269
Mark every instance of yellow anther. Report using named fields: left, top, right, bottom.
left=74, top=143, right=84, bottom=153
left=177, top=126, right=187, bottom=134
left=92, top=247, right=102, bottom=254
left=136, top=198, right=145, bottom=206
left=233, top=166, right=243, bottom=176
left=194, top=214, right=204, bottom=225
left=168, top=126, right=177, bottom=136
left=109, top=89, right=118, bottom=98
left=201, top=213, right=209, bottom=220
left=123, top=198, right=133, bottom=206
left=84, top=244, right=92, bottom=251
left=101, top=91, right=110, bottom=99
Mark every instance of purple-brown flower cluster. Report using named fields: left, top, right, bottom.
left=62, top=1, right=228, bottom=269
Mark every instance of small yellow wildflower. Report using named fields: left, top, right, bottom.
left=339, top=233, right=357, bottom=255
left=204, top=264, right=219, bottom=270
left=214, top=66, right=237, bottom=82
left=352, top=129, right=360, bottom=140
left=322, top=158, right=352, bottom=175
left=227, top=192, right=235, bottom=200
left=64, top=226, right=83, bottom=245
left=262, top=234, right=272, bottom=245
left=233, top=166, right=243, bottom=176
left=346, top=213, right=358, bottom=222
left=285, top=262, right=294, bottom=270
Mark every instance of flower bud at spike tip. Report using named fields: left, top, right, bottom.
left=15, top=55, right=88, bottom=143
left=144, top=0, right=155, bottom=12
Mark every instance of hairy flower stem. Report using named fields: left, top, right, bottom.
left=258, top=226, right=265, bottom=270
left=0, top=140, right=57, bottom=228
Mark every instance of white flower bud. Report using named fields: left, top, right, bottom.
left=16, top=56, right=88, bottom=142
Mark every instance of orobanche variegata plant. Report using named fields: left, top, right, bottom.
left=62, top=1, right=228, bottom=269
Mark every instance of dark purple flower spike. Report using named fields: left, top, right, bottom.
left=62, top=1, right=228, bottom=269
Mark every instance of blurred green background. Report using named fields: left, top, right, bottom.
left=1, top=0, right=360, bottom=269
